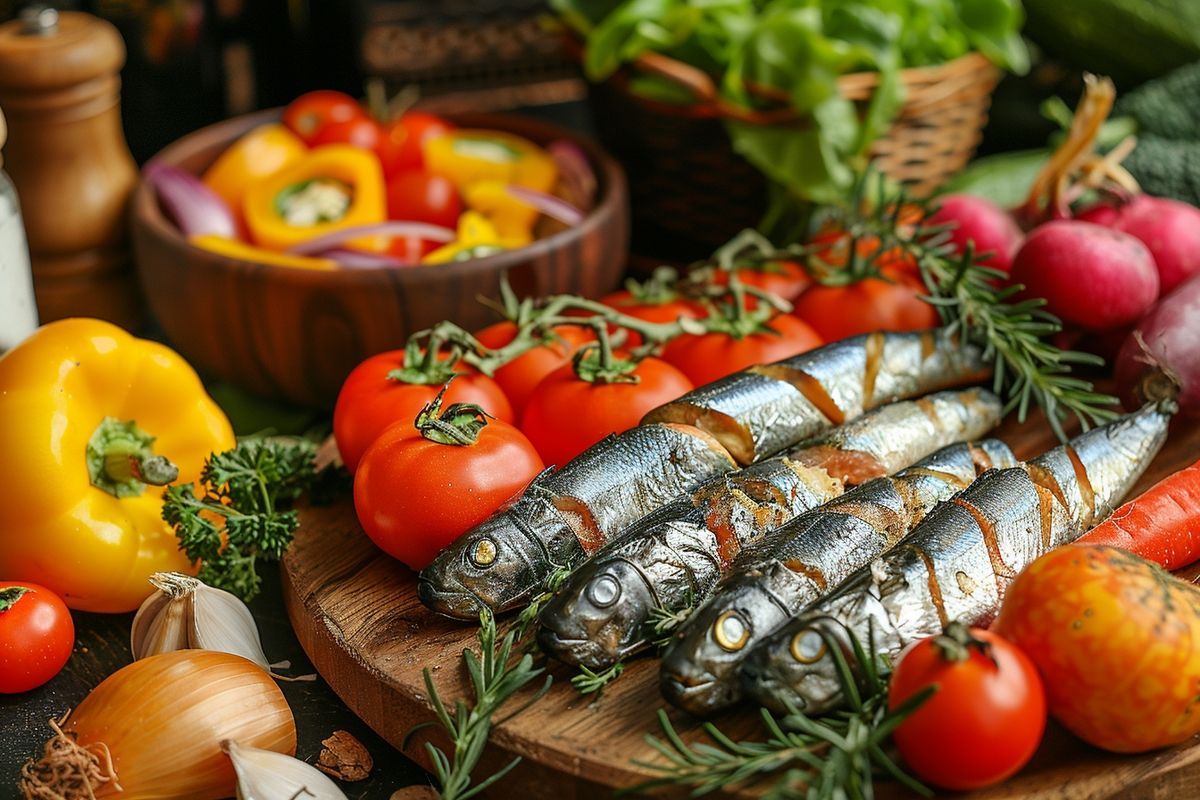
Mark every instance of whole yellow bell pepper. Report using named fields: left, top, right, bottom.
left=423, top=130, right=557, bottom=194
left=244, top=144, right=386, bottom=252
left=0, top=319, right=235, bottom=612
left=203, top=123, right=306, bottom=214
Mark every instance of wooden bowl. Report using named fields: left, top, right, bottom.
left=131, top=109, right=629, bottom=409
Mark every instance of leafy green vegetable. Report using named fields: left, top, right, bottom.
left=162, top=438, right=325, bottom=600
left=554, top=0, right=1029, bottom=206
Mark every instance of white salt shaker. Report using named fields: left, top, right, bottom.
left=0, top=106, right=38, bottom=352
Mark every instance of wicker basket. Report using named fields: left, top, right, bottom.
left=586, top=48, right=1001, bottom=261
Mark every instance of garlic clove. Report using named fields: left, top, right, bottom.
left=130, top=572, right=195, bottom=659
left=223, top=739, right=348, bottom=800
left=192, top=581, right=273, bottom=671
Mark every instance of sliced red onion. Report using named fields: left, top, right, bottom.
left=312, top=248, right=408, bottom=269
left=145, top=162, right=238, bottom=238
left=286, top=221, right=456, bottom=255
left=506, top=185, right=585, bottom=226
left=549, top=139, right=597, bottom=212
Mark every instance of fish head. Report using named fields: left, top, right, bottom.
left=537, top=557, right=656, bottom=670
left=659, top=572, right=792, bottom=715
left=740, top=618, right=845, bottom=714
left=418, top=504, right=557, bottom=619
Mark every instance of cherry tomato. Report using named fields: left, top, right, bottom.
left=282, top=90, right=363, bottom=145
left=354, top=414, right=543, bottom=570
left=308, top=115, right=385, bottom=157
left=521, top=356, right=694, bottom=467
left=662, top=315, right=822, bottom=386
left=379, top=111, right=453, bottom=174
left=792, top=268, right=937, bottom=342
left=889, top=624, right=1046, bottom=791
left=807, top=210, right=922, bottom=277
left=333, top=350, right=514, bottom=472
left=600, top=290, right=706, bottom=347
left=387, top=235, right=441, bottom=265
left=0, top=582, right=74, bottom=694
left=474, top=322, right=594, bottom=416
left=386, top=170, right=462, bottom=229
left=710, top=260, right=812, bottom=302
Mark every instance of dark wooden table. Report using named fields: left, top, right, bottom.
left=0, top=565, right=430, bottom=799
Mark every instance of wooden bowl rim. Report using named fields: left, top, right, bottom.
left=133, top=108, right=627, bottom=286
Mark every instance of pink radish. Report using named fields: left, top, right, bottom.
left=1009, top=220, right=1159, bottom=331
left=928, top=194, right=1024, bottom=274
left=1115, top=274, right=1200, bottom=416
left=1078, top=195, right=1200, bottom=295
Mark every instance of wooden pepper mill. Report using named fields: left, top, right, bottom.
left=0, top=6, right=141, bottom=329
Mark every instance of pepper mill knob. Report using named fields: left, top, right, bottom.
left=0, top=8, right=142, bottom=329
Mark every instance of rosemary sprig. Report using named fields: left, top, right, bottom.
left=513, top=563, right=572, bottom=643
left=571, top=663, right=625, bottom=696
left=410, top=609, right=552, bottom=800
left=647, top=589, right=696, bottom=651
left=804, top=175, right=1118, bottom=439
left=627, top=625, right=932, bottom=799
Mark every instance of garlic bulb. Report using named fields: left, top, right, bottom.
left=131, top=572, right=283, bottom=673
left=224, top=740, right=349, bottom=800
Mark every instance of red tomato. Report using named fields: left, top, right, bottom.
left=0, top=582, right=74, bottom=694
left=521, top=356, right=694, bottom=467
left=387, top=235, right=441, bottom=265
left=808, top=214, right=922, bottom=277
left=282, top=90, right=363, bottom=145
left=380, top=111, right=454, bottom=174
left=792, top=269, right=937, bottom=342
left=710, top=260, right=812, bottom=301
left=889, top=625, right=1046, bottom=791
left=354, top=416, right=543, bottom=570
left=474, top=322, right=594, bottom=416
left=308, top=115, right=385, bottom=157
left=386, top=170, right=462, bottom=229
left=662, top=315, right=822, bottom=386
left=333, top=350, right=514, bottom=472
left=600, top=290, right=706, bottom=347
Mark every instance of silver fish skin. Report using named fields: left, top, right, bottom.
left=658, top=439, right=1016, bottom=715
left=741, top=402, right=1174, bottom=715
left=537, top=389, right=1003, bottom=670
left=644, top=330, right=989, bottom=465
left=419, top=329, right=989, bottom=620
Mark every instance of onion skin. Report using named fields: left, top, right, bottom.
left=1116, top=274, right=1200, bottom=416
left=145, top=163, right=238, bottom=239
left=26, top=650, right=295, bottom=799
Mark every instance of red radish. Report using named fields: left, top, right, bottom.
left=1078, top=196, right=1200, bottom=295
left=1009, top=220, right=1158, bottom=331
left=928, top=194, right=1024, bottom=274
left=1115, top=274, right=1200, bottom=416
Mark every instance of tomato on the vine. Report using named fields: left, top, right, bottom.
left=281, top=90, right=364, bottom=145
left=474, top=322, right=594, bottom=416
left=308, top=115, right=385, bottom=156
left=0, top=582, right=74, bottom=694
left=709, top=260, right=811, bottom=301
left=662, top=314, right=822, bottom=386
left=521, top=355, right=693, bottom=467
left=354, top=396, right=543, bottom=570
left=380, top=111, right=454, bottom=175
left=889, top=623, right=1046, bottom=792
left=386, top=170, right=462, bottom=229
left=792, top=267, right=937, bottom=342
left=333, top=350, right=513, bottom=472
left=599, top=289, right=705, bottom=347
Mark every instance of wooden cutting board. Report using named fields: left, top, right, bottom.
left=281, top=411, right=1200, bottom=799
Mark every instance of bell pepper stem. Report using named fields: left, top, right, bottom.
left=87, top=417, right=180, bottom=498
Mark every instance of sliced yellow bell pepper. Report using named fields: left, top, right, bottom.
left=422, top=211, right=528, bottom=264
left=244, top=144, right=386, bottom=252
left=462, top=181, right=538, bottom=242
left=423, top=130, right=557, bottom=194
left=203, top=123, right=306, bottom=214
left=190, top=234, right=338, bottom=271
left=0, top=319, right=236, bottom=612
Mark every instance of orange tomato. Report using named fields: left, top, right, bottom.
left=993, top=545, right=1200, bottom=753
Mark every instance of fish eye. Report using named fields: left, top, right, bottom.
left=588, top=574, right=620, bottom=607
left=713, top=611, right=750, bottom=652
left=469, top=537, right=497, bottom=568
left=790, top=628, right=828, bottom=664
